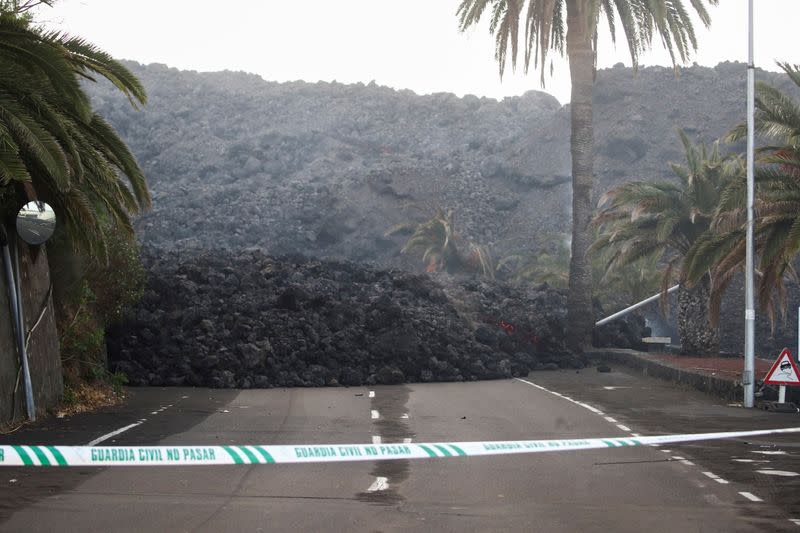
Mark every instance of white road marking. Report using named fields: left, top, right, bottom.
left=751, top=450, right=787, bottom=455
left=739, top=492, right=763, bottom=502
left=732, top=459, right=756, bottom=463
left=789, top=518, right=800, bottom=526
left=86, top=421, right=144, bottom=446
left=403, top=438, right=413, bottom=444
left=756, top=469, right=799, bottom=477
left=150, top=411, right=158, bottom=415
left=631, top=433, right=642, bottom=437
left=660, top=449, right=671, bottom=453
left=401, top=413, right=409, bottom=419
left=372, top=436, right=381, bottom=445
left=701, top=472, right=729, bottom=484
left=368, top=391, right=375, bottom=398
left=371, top=410, right=380, bottom=419
left=366, top=477, right=389, bottom=492
left=577, top=403, right=604, bottom=415
left=514, top=378, right=629, bottom=435
left=602, top=386, right=631, bottom=390
left=617, top=424, right=632, bottom=432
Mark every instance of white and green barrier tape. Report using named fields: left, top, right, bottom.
left=2, top=427, right=798, bottom=467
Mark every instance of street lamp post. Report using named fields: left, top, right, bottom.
left=743, top=0, right=756, bottom=408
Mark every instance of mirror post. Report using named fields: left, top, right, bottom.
left=1, top=227, right=35, bottom=420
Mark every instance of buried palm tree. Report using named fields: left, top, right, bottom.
left=457, top=0, right=718, bottom=350
left=592, top=131, right=743, bottom=355
left=386, top=207, right=494, bottom=277
left=0, top=12, right=148, bottom=257
left=686, top=63, right=800, bottom=326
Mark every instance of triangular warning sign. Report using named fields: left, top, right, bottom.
left=764, top=348, right=800, bottom=386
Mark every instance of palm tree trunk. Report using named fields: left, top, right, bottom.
left=677, top=275, right=720, bottom=356
left=565, top=2, right=595, bottom=352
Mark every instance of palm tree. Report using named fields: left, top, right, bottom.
left=686, top=63, right=800, bottom=325
left=0, top=12, right=148, bottom=257
left=457, top=0, right=718, bottom=350
left=386, top=207, right=494, bottom=277
left=497, top=232, right=570, bottom=287
left=592, top=131, right=743, bottom=355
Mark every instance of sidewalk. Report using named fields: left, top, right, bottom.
left=588, top=348, right=785, bottom=402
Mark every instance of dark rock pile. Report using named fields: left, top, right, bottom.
left=107, top=248, right=581, bottom=388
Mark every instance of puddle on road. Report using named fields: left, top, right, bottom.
left=356, top=385, right=415, bottom=506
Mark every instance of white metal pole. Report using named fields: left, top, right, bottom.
left=595, top=285, right=680, bottom=327
left=743, top=0, right=756, bottom=408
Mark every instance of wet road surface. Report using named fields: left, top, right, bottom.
left=1, top=373, right=798, bottom=532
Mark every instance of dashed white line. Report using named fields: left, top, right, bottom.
left=401, top=413, right=409, bottom=419
left=366, top=477, right=389, bottom=492
left=371, top=410, right=380, bottom=419
left=756, top=469, right=798, bottom=477
left=739, top=492, right=763, bottom=502
left=372, top=436, right=382, bottom=444
left=368, top=391, right=375, bottom=398
left=403, top=438, right=413, bottom=444
left=788, top=518, right=800, bottom=526
left=701, top=472, right=729, bottom=484
left=751, top=450, right=787, bottom=455
left=604, top=416, right=618, bottom=424
left=616, top=424, right=632, bottom=432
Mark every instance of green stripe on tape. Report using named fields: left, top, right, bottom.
left=30, top=446, right=51, bottom=466
left=46, top=446, right=68, bottom=466
left=222, top=446, right=244, bottom=464
left=601, top=440, right=617, bottom=448
left=418, top=444, right=438, bottom=458
left=253, top=446, right=275, bottom=464
left=433, top=445, right=453, bottom=457
left=237, top=446, right=260, bottom=464
left=615, top=440, right=629, bottom=447
left=449, top=444, right=466, bottom=456
left=45, top=446, right=67, bottom=466
left=12, top=446, right=34, bottom=466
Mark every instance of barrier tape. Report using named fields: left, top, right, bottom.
left=1, top=427, right=798, bottom=467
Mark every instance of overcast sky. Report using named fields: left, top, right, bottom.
left=37, top=0, right=799, bottom=104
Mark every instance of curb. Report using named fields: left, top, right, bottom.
left=587, top=349, right=743, bottom=401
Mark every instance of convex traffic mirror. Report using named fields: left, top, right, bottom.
left=16, top=201, right=56, bottom=245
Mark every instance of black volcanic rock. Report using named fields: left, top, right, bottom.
left=106, top=248, right=580, bottom=387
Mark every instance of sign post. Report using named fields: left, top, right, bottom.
left=763, top=348, right=800, bottom=412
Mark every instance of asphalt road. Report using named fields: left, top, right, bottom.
left=1, top=370, right=799, bottom=532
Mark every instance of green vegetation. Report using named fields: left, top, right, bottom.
left=0, top=7, right=148, bottom=258
left=687, top=62, right=800, bottom=326
left=0, top=4, right=149, bottom=401
left=457, top=0, right=719, bottom=350
left=387, top=207, right=494, bottom=277
left=592, top=131, right=743, bottom=355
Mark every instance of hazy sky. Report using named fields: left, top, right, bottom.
left=37, top=1, right=799, bottom=104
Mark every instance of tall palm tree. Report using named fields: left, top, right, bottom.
left=457, top=0, right=718, bottom=350
left=592, top=131, right=743, bottom=355
left=686, top=63, right=800, bottom=325
left=0, top=12, right=148, bottom=257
